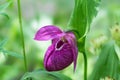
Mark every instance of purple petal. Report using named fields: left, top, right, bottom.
left=44, top=43, right=73, bottom=71
left=34, top=25, right=64, bottom=41
left=44, top=44, right=55, bottom=70
left=65, top=32, right=78, bottom=71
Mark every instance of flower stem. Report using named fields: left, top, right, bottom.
left=17, top=0, right=28, bottom=72
left=83, top=0, right=88, bottom=79
left=83, top=51, right=87, bottom=80
left=78, top=38, right=88, bottom=80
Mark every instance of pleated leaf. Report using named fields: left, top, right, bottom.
left=89, top=41, right=120, bottom=80
left=68, top=0, right=101, bottom=37
left=21, top=70, right=72, bottom=80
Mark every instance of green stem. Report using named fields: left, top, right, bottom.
left=83, top=51, right=87, bottom=80
left=78, top=37, right=87, bottom=80
left=17, top=0, right=28, bottom=72
left=83, top=0, right=88, bottom=79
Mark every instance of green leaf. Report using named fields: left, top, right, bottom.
left=0, top=12, right=9, bottom=19
left=0, top=39, right=8, bottom=48
left=68, top=0, right=87, bottom=37
left=2, top=49, right=23, bottom=59
left=0, top=1, right=11, bottom=11
left=68, top=0, right=101, bottom=37
left=87, top=0, right=100, bottom=26
left=0, top=1, right=11, bottom=18
left=21, top=70, right=72, bottom=80
left=89, top=41, right=120, bottom=80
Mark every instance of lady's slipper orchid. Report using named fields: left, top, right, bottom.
left=34, top=25, right=78, bottom=71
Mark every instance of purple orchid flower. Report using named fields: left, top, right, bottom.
left=34, top=25, right=78, bottom=71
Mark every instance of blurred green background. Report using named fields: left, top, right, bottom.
left=0, top=0, right=120, bottom=80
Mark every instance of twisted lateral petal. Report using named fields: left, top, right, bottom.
left=44, top=43, right=73, bottom=71
left=34, top=25, right=64, bottom=41
left=65, top=32, right=78, bottom=71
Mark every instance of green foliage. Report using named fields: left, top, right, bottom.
left=68, top=0, right=87, bottom=37
left=0, top=39, right=7, bottom=48
left=0, top=12, right=9, bottom=19
left=0, top=0, right=120, bottom=80
left=87, top=0, right=100, bottom=26
left=0, top=2, right=11, bottom=11
left=0, top=39, right=23, bottom=59
left=89, top=41, right=120, bottom=80
left=21, top=70, right=72, bottom=80
left=68, top=0, right=101, bottom=37
left=0, top=1, right=11, bottom=18
left=2, top=50, right=23, bottom=59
